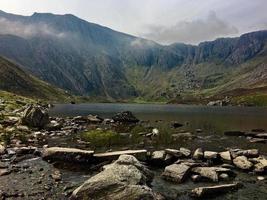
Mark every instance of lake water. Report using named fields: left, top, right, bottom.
left=49, top=104, right=267, bottom=200
left=50, top=103, right=267, bottom=152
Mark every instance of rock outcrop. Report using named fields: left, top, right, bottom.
left=112, top=111, right=139, bottom=123
left=71, top=155, right=161, bottom=200
left=21, top=105, right=49, bottom=128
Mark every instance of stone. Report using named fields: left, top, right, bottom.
left=191, top=167, right=232, bottom=182
left=94, top=150, right=147, bottom=162
left=45, top=120, right=63, bottom=131
left=257, top=176, right=265, bottom=181
left=165, top=148, right=190, bottom=158
left=224, top=131, right=245, bottom=136
left=151, top=150, right=166, bottom=164
left=243, top=149, right=259, bottom=158
left=233, top=156, right=253, bottom=170
left=219, top=173, right=229, bottom=180
left=87, top=115, right=103, bottom=123
left=71, top=155, right=158, bottom=200
left=250, top=156, right=267, bottom=173
left=171, top=122, right=183, bottom=128
left=219, top=151, right=232, bottom=162
left=249, top=138, right=267, bottom=143
left=191, top=174, right=201, bottom=182
left=256, top=133, right=267, bottom=139
left=162, top=163, right=191, bottom=183
left=0, top=145, right=6, bottom=155
left=51, top=170, right=62, bottom=181
left=42, top=147, right=94, bottom=162
left=191, top=183, right=241, bottom=198
left=165, top=149, right=183, bottom=158
left=193, top=148, right=204, bottom=160
left=0, top=169, right=10, bottom=176
left=179, top=147, right=191, bottom=157
left=204, top=151, right=218, bottom=160
left=112, top=111, right=139, bottom=123
left=16, top=125, right=30, bottom=132
left=21, top=105, right=49, bottom=128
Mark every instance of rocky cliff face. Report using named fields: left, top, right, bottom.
left=0, top=10, right=266, bottom=100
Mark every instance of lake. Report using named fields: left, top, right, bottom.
left=50, top=103, right=267, bottom=152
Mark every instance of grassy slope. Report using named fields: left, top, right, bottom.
left=0, top=56, right=75, bottom=102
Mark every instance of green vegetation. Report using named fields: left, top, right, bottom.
left=81, top=129, right=123, bottom=147
left=233, top=94, right=267, bottom=106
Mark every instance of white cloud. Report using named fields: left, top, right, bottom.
left=0, top=17, right=68, bottom=38
left=141, top=11, right=239, bottom=45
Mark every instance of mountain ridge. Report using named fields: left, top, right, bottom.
left=0, top=10, right=266, bottom=103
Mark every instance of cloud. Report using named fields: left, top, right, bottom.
left=141, top=11, right=239, bottom=45
left=0, top=17, right=68, bottom=38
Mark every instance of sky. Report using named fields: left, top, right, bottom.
left=0, top=0, right=266, bottom=44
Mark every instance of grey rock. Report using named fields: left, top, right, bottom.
left=21, top=105, right=49, bottom=128
left=191, top=183, right=241, bottom=198
left=219, top=151, right=232, bottom=162
left=233, top=156, right=253, bottom=170
left=42, top=147, right=94, bottom=162
left=71, top=155, right=158, bottom=200
left=112, top=111, right=139, bottom=123
left=191, top=167, right=232, bottom=182
left=193, top=148, right=204, bottom=160
left=162, top=163, right=191, bottom=183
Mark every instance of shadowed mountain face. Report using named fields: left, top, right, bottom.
left=0, top=10, right=266, bottom=101
left=0, top=56, right=72, bottom=101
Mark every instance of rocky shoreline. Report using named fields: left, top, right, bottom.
left=0, top=100, right=267, bottom=199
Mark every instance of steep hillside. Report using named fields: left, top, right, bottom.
left=0, top=10, right=266, bottom=103
left=0, top=56, right=72, bottom=101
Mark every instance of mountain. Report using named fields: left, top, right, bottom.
left=0, top=56, right=72, bottom=101
left=0, top=10, right=266, bottom=103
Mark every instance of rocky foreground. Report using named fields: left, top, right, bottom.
left=0, top=100, right=267, bottom=199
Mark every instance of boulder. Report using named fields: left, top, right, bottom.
left=112, top=111, right=139, bottom=123
left=162, top=163, right=191, bottom=183
left=21, top=105, right=49, bottom=128
left=42, top=147, right=94, bottom=162
left=191, top=167, right=233, bottom=182
left=71, top=155, right=159, bottom=200
left=233, top=156, right=253, bottom=170
left=193, top=148, right=204, bottom=160
left=191, top=183, right=241, bottom=198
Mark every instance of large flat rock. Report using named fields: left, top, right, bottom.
left=162, top=163, right=191, bottom=183
left=191, top=183, right=241, bottom=198
left=42, top=147, right=94, bottom=162
left=93, top=150, right=147, bottom=161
